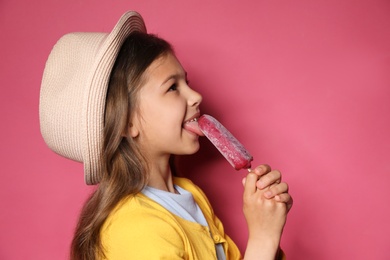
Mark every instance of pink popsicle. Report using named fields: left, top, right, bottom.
left=198, top=114, right=253, bottom=170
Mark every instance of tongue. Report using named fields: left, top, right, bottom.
left=184, top=121, right=204, bottom=136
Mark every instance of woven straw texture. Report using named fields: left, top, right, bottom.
left=40, top=11, right=146, bottom=184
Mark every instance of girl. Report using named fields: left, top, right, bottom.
left=40, top=11, right=292, bottom=260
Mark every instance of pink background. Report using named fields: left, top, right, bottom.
left=1, top=0, right=389, bottom=259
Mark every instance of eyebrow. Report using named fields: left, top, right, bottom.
left=161, top=71, right=188, bottom=86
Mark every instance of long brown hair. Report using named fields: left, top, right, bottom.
left=70, top=32, right=172, bottom=260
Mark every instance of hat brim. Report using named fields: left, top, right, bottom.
left=82, top=11, right=146, bottom=184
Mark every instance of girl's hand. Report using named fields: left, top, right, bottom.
left=242, top=164, right=292, bottom=260
left=242, top=165, right=293, bottom=212
left=242, top=170, right=287, bottom=259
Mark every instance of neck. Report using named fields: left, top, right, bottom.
left=146, top=157, right=176, bottom=193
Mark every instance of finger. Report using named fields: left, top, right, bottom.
left=252, top=164, right=272, bottom=177
left=287, top=196, right=293, bottom=212
left=243, top=173, right=259, bottom=196
left=274, top=193, right=291, bottom=203
left=256, top=170, right=282, bottom=189
left=275, top=194, right=293, bottom=212
left=263, top=182, right=289, bottom=199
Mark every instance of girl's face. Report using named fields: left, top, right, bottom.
left=129, top=52, right=203, bottom=161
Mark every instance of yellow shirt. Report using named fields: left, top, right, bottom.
left=101, top=177, right=285, bottom=260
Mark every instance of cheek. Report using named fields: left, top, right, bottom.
left=139, top=96, right=186, bottom=131
left=137, top=106, right=171, bottom=134
left=138, top=99, right=160, bottom=121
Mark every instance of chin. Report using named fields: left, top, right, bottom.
left=184, top=143, right=200, bottom=155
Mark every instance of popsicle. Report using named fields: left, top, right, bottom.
left=198, top=114, right=253, bottom=170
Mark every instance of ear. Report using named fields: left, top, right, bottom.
left=126, top=113, right=141, bottom=138
left=128, top=122, right=140, bottom=138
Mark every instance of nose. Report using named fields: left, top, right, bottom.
left=187, top=86, right=202, bottom=107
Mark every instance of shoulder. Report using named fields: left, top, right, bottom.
left=103, top=193, right=180, bottom=233
left=101, top=194, right=187, bottom=259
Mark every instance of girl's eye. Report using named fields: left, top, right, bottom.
left=168, top=84, right=177, bottom=92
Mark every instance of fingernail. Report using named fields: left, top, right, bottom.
left=264, top=191, right=272, bottom=198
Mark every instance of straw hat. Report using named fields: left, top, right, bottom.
left=39, top=11, right=146, bottom=185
